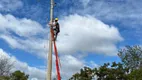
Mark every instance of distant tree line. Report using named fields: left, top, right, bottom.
left=69, top=45, right=142, bottom=80
left=0, top=55, right=29, bottom=80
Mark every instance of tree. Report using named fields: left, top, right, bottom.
left=69, top=67, right=94, bottom=80
left=0, top=76, right=10, bottom=80
left=70, top=45, right=142, bottom=80
left=94, top=62, right=129, bottom=80
left=69, top=62, right=130, bottom=80
left=0, top=70, right=29, bottom=80
left=10, top=70, right=29, bottom=80
left=128, top=67, right=142, bottom=80
left=118, top=45, right=142, bottom=70
left=0, top=54, right=29, bottom=80
left=0, top=55, right=13, bottom=76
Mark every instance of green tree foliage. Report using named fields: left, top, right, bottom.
left=128, top=67, right=142, bottom=80
left=10, top=70, right=29, bottom=80
left=94, top=62, right=129, bottom=80
left=0, top=76, right=10, bottom=80
left=69, top=45, right=142, bottom=80
left=118, top=45, right=142, bottom=70
left=69, top=67, right=94, bottom=80
left=0, top=70, right=29, bottom=80
left=69, top=62, right=129, bottom=80
left=0, top=53, right=29, bottom=80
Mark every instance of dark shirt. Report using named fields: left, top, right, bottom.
left=55, top=22, right=60, bottom=32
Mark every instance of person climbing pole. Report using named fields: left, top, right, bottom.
left=49, top=18, right=60, bottom=41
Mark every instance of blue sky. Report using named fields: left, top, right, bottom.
left=0, top=0, right=141, bottom=80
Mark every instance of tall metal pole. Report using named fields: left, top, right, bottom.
left=47, top=0, right=54, bottom=80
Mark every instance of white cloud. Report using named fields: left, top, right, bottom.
left=57, top=14, right=123, bottom=56
left=0, top=13, right=47, bottom=58
left=78, top=0, right=142, bottom=19
left=0, top=14, right=46, bottom=37
left=0, top=34, right=47, bottom=58
left=0, top=48, right=46, bottom=80
left=59, top=55, right=84, bottom=79
left=73, top=0, right=142, bottom=35
left=87, top=61, right=98, bottom=68
left=0, top=0, right=23, bottom=11
left=0, top=13, right=122, bottom=58
left=54, top=55, right=98, bottom=79
left=58, top=0, right=142, bottom=43
left=31, top=78, right=38, bottom=80
left=13, top=59, right=46, bottom=80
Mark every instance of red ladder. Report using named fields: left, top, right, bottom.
left=51, top=29, right=61, bottom=80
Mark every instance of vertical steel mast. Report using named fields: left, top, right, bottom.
left=47, top=0, right=54, bottom=80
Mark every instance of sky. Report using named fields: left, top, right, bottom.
left=0, top=0, right=142, bottom=80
